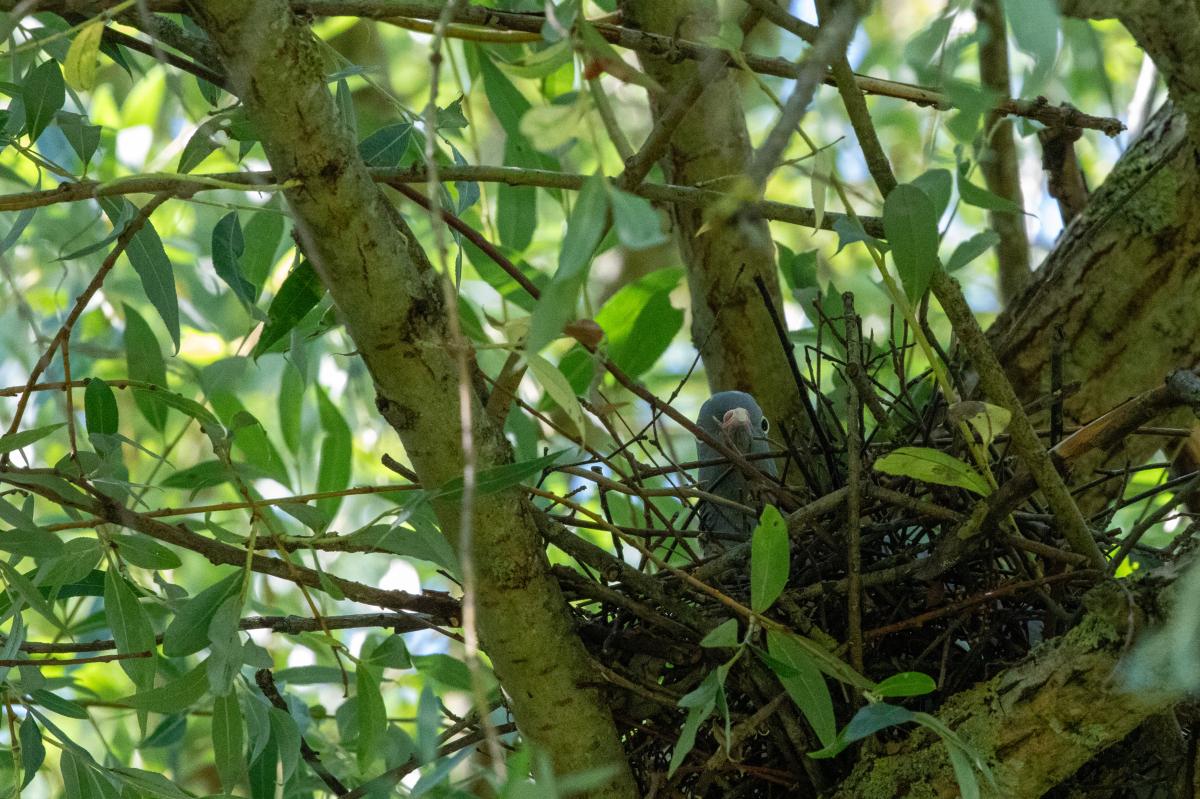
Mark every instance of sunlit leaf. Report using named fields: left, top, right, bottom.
left=874, top=446, right=991, bottom=495
left=64, top=21, right=105, bottom=91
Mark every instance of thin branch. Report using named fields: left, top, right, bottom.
left=748, top=4, right=858, bottom=189
left=930, top=270, right=1106, bottom=569
left=843, top=293, right=865, bottom=674
left=0, top=165, right=883, bottom=235
left=3, top=0, right=1126, bottom=135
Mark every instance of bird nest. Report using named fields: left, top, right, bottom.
left=534, top=298, right=1200, bottom=797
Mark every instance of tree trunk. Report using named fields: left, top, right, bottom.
left=187, top=3, right=637, bottom=795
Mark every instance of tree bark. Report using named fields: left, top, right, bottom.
left=617, top=0, right=811, bottom=447
left=186, top=3, right=637, bottom=795
left=834, top=579, right=1174, bottom=799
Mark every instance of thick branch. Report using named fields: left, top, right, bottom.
left=835, top=578, right=1175, bottom=798
left=186, top=2, right=636, bottom=794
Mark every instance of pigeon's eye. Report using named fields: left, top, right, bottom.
left=760, top=417, right=770, bottom=433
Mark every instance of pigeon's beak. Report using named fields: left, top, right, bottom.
left=721, top=407, right=754, bottom=453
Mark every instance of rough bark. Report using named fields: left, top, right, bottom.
left=989, top=105, right=1200, bottom=490
left=834, top=578, right=1175, bottom=799
left=617, top=0, right=810, bottom=447
left=988, top=0, right=1200, bottom=495
left=186, top=3, right=636, bottom=795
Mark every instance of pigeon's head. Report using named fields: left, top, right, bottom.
left=697, top=391, right=770, bottom=456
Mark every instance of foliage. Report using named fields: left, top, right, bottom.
left=0, top=0, right=1187, bottom=797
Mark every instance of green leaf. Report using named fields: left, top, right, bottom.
left=30, top=688, right=88, bottom=718
left=103, top=569, right=157, bottom=692
left=274, top=665, right=344, bottom=685
left=21, top=60, right=64, bottom=142
left=946, top=230, right=1001, bottom=272
left=595, top=267, right=683, bottom=379
left=270, top=707, right=301, bottom=781
left=700, top=618, right=739, bottom=649
left=764, top=630, right=836, bottom=747
left=498, top=136, right=538, bottom=252
left=415, top=682, right=439, bottom=764
left=750, top=505, right=789, bottom=612
left=178, top=115, right=226, bottom=174
left=810, top=702, right=916, bottom=759
left=212, top=691, right=245, bottom=791
left=350, top=523, right=459, bottom=575
left=124, top=219, right=180, bottom=353
left=316, top=388, right=351, bottom=518
left=240, top=209, right=285, bottom=296
left=431, top=449, right=565, bottom=500
left=132, top=386, right=222, bottom=440
left=0, top=528, right=64, bottom=558
left=0, top=561, right=63, bottom=630
left=84, top=378, right=119, bottom=443
left=139, top=714, right=186, bottom=749
left=832, top=215, right=886, bottom=254
left=1002, top=0, right=1058, bottom=68
left=60, top=750, right=95, bottom=799
left=526, top=353, right=587, bottom=443
left=277, top=363, right=304, bottom=455
left=874, top=446, right=991, bottom=495
left=957, top=166, right=1024, bottom=213
left=874, top=671, right=937, bottom=698
left=668, top=670, right=719, bottom=776
left=0, top=423, right=65, bottom=454
left=947, top=743, right=982, bottom=799
left=56, top=111, right=100, bottom=168
left=252, top=260, right=325, bottom=358
left=365, top=633, right=411, bottom=669
left=121, top=660, right=209, bottom=713
left=882, top=183, right=940, bottom=303
left=912, top=710, right=995, bottom=791
left=608, top=188, right=666, bottom=250
left=113, top=533, right=182, bottom=570
left=358, top=123, right=412, bottom=167
left=64, top=21, right=104, bottom=91
left=527, top=172, right=609, bottom=353
left=412, top=653, right=493, bottom=693
left=18, top=716, right=44, bottom=788
left=124, top=304, right=169, bottom=431
left=162, top=572, right=242, bottom=657
left=110, top=767, right=193, bottom=799
left=212, top=212, right=256, bottom=306
left=210, top=390, right=289, bottom=486
left=356, top=663, right=386, bottom=771
left=911, top=168, right=953, bottom=218
left=478, top=52, right=531, bottom=136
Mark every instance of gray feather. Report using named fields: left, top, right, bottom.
left=694, top=391, right=776, bottom=552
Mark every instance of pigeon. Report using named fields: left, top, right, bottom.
left=694, top=391, right=777, bottom=553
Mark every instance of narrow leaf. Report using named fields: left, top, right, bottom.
left=64, top=21, right=105, bottom=91
left=765, top=631, right=837, bottom=747
left=124, top=219, right=180, bottom=352
left=874, top=446, right=991, bottom=495
left=750, top=505, right=789, bottom=612
left=21, top=60, right=64, bottom=142
left=882, top=183, right=940, bottom=303
left=252, top=261, right=324, bottom=358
